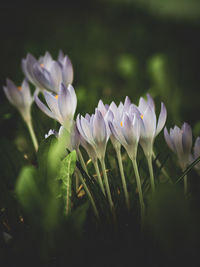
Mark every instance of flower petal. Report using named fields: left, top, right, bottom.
left=58, top=83, right=77, bottom=122
left=182, top=122, right=192, bottom=155
left=194, top=137, right=200, bottom=159
left=44, top=91, right=60, bottom=120
left=34, top=93, right=55, bottom=119
left=49, top=61, right=62, bottom=92
left=164, top=127, right=175, bottom=152
left=156, top=102, right=167, bottom=136
left=142, top=104, right=156, bottom=139
left=62, top=56, right=74, bottom=85
left=92, top=110, right=107, bottom=144
left=33, top=63, right=53, bottom=91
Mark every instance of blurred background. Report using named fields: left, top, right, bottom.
left=1, top=2, right=200, bottom=265
left=0, top=0, right=200, bottom=150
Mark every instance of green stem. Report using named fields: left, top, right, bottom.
left=26, top=119, right=38, bottom=151
left=152, top=151, right=171, bottom=183
left=147, top=155, right=155, bottom=194
left=184, top=175, right=188, bottom=195
left=76, top=169, right=99, bottom=218
left=93, top=160, right=105, bottom=195
left=100, top=158, right=114, bottom=211
left=132, top=159, right=145, bottom=225
left=116, top=149, right=130, bottom=210
left=75, top=171, right=79, bottom=192
left=77, top=149, right=88, bottom=174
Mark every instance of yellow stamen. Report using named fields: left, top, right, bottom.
left=55, top=94, right=58, bottom=99
left=140, top=114, right=144, bottom=120
left=120, top=121, right=123, bottom=127
left=40, top=63, right=44, bottom=68
left=17, top=86, right=22, bottom=91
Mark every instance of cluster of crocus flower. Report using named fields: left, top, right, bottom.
left=164, top=123, right=200, bottom=194
left=3, top=50, right=200, bottom=222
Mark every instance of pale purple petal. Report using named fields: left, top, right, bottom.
left=58, top=84, right=77, bottom=120
left=182, top=122, right=192, bottom=155
left=138, top=97, right=148, bottom=114
left=33, top=64, right=53, bottom=90
left=97, top=99, right=107, bottom=116
left=123, top=96, right=131, bottom=111
left=34, top=94, right=55, bottom=119
left=5, top=79, right=23, bottom=106
left=49, top=61, right=62, bottom=91
left=109, top=121, right=128, bottom=147
left=156, top=102, right=167, bottom=136
left=44, top=91, right=60, bottom=119
left=147, top=94, right=155, bottom=110
left=39, top=51, right=53, bottom=70
left=194, top=137, right=200, bottom=159
left=92, top=110, right=107, bottom=144
left=171, top=126, right=183, bottom=157
left=164, top=127, right=175, bottom=152
left=142, top=104, right=156, bottom=139
left=62, top=56, right=74, bottom=85
left=22, top=53, right=38, bottom=85
left=21, top=79, right=33, bottom=105
left=3, top=86, right=15, bottom=106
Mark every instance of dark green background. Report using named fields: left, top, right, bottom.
left=0, top=0, right=200, bottom=151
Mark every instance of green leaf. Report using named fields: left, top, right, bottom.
left=57, top=150, right=77, bottom=215
left=175, top=155, right=200, bottom=184
left=15, top=165, right=40, bottom=211
left=37, top=135, right=58, bottom=182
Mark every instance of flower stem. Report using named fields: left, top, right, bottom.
left=77, top=149, right=88, bottom=174
left=132, top=159, right=145, bottom=225
left=100, top=159, right=114, bottom=212
left=93, top=160, right=105, bottom=195
left=184, top=175, right=188, bottom=195
left=116, top=149, right=130, bottom=210
left=147, top=155, right=155, bottom=194
left=76, top=169, right=99, bottom=218
left=152, top=151, right=172, bottom=183
left=26, top=119, right=38, bottom=151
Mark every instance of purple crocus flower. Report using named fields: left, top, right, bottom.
left=3, top=78, right=33, bottom=122
left=137, top=94, right=167, bottom=157
left=34, top=83, right=77, bottom=129
left=22, top=51, right=73, bottom=93
left=164, top=122, right=192, bottom=170
left=109, top=111, right=141, bottom=161
left=76, top=110, right=111, bottom=160
left=45, top=123, right=80, bottom=152
left=98, top=97, right=131, bottom=152
left=191, top=137, right=200, bottom=172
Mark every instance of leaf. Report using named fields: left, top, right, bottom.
left=15, top=165, right=40, bottom=211
left=37, top=135, right=58, bottom=183
left=175, top=155, right=200, bottom=184
left=57, top=150, right=77, bottom=215
left=68, top=202, right=89, bottom=236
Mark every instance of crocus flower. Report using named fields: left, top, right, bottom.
left=191, top=137, right=200, bottom=172
left=76, top=110, right=111, bottom=161
left=137, top=94, right=167, bottom=158
left=109, top=111, right=141, bottom=161
left=3, top=78, right=33, bottom=122
left=45, top=123, right=80, bottom=152
left=98, top=97, right=131, bottom=151
left=164, top=123, right=192, bottom=170
left=34, top=83, right=77, bottom=130
left=22, top=51, right=73, bottom=93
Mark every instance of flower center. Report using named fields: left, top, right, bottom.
left=140, top=114, right=143, bottom=119
left=55, top=94, right=58, bottom=99
left=40, top=63, right=44, bottom=68
left=120, top=121, right=123, bottom=127
left=17, top=86, right=22, bottom=91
